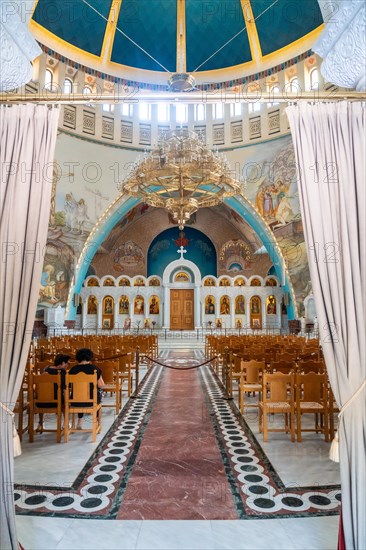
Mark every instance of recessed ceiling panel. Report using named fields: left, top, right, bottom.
left=186, top=0, right=252, bottom=72
left=33, top=0, right=112, bottom=57
left=251, top=0, right=323, bottom=56
left=111, top=0, right=177, bottom=72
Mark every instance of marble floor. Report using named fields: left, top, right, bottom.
left=14, top=349, right=340, bottom=549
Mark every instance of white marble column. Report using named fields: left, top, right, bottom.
left=194, top=285, right=201, bottom=328
left=163, top=285, right=170, bottom=329
left=82, top=299, right=87, bottom=329
left=97, top=300, right=103, bottom=329
left=113, top=299, right=119, bottom=329
left=230, top=298, right=235, bottom=329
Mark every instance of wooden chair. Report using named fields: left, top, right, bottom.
left=99, top=362, right=121, bottom=414
left=14, top=366, right=31, bottom=441
left=28, top=372, right=63, bottom=443
left=295, top=371, right=329, bottom=442
left=118, top=353, right=134, bottom=396
left=270, top=360, right=296, bottom=374
left=259, top=371, right=295, bottom=442
left=238, top=360, right=264, bottom=415
left=64, top=372, right=102, bottom=443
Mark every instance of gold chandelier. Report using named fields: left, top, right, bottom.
left=119, top=129, right=242, bottom=229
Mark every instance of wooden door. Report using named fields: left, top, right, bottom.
left=170, top=289, right=194, bottom=330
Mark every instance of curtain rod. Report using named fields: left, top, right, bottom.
left=0, top=91, right=364, bottom=105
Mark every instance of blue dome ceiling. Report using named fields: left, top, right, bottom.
left=30, top=0, right=323, bottom=85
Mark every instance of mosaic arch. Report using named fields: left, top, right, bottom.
left=66, top=196, right=296, bottom=320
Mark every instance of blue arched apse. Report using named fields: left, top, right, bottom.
left=66, top=195, right=296, bottom=320
left=147, top=227, right=217, bottom=278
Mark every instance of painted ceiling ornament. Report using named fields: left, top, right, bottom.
left=119, top=129, right=241, bottom=231
left=174, top=231, right=190, bottom=248
left=0, top=3, right=41, bottom=91
left=314, top=0, right=366, bottom=90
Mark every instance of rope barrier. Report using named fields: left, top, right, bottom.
left=144, top=356, right=218, bottom=371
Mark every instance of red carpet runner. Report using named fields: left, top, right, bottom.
left=117, top=353, right=238, bottom=519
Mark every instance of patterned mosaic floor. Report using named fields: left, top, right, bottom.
left=15, top=351, right=340, bottom=520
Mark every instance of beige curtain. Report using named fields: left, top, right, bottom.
left=0, top=104, right=59, bottom=550
left=286, top=102, right=365, bottom=550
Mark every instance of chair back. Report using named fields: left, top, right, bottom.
left=296, top=371, right=327, bottom=402
left=270, top=360, right=295, bottom=374
left=99, top=362, right=118, bottom=384
left=31, top=372, right=62, bottom=406
left=66, top=372, right=97, bottom=406
left=242, top=360, right=264, bottom=384
left=263, top=371, right=294, bottom=403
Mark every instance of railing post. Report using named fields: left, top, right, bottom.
left=131, top=345, right=140, bottom=398
left=222, top=346, right=232, bottom=400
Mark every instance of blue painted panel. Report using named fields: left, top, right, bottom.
left=186, top=0, right=251, bottom=72
left=33, top=0, right=112, bottom=56
left=147, top=227, right=217, bottom=278
left=251, top=0, right=323, bottom=56
left=111, top=0, right=177, bottom=71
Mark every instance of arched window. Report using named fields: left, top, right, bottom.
left=213, top=104, right=224, bottom=119
left=268, top=85, right=280, bottom=107
left=157, top=103, right=169, bottom=122
left=44, top=69, right=53, bottom=91
left=289, top=77, right=301, bottom=93
left=175, top=103, right=187, bottom=123
left=248, top=102, right=261, bottom=113
left=139, top=103, right=151, bottom=120
left=103, top=103, right=115, bottom=113
left=195, top=104, right=206, bottom=121
left=230, top=103, right=242, bottom=117
left=63, top=78, right=73, bottom=94
left=121, top=103, right=133, bottom=117
left=83, top=86, right=95, bottom=108
left=310, top=68, right=319, bottom=90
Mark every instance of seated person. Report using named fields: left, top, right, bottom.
left=69, top=348, right=104, bottom=430
left=37, top=354, right=70, bottom=431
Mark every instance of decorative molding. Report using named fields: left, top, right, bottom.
left=268, top=109, right=280, bottom=135
left=102, top=116, right=114, bottom=140
left=213, top=123, right=225, bottom=145
left=139, top=124, right=151, bottom=146
left=0, top=5, right=41, bottom=91
left=121, top=120, right=133, bottom=143
left=314, top=1, right=366, bottom=90
left=63, top=105, right=76, bottom=130
left=249, top=116, right=261, bottom=140
left=231, top=121, right=243, bottom=143
left=82, top=110, right=96, bottom=135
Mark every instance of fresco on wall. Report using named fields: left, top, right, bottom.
left=147, top=227, right=217, bottom=278
left=234, top=135, right=309, bottom=314
left=113, top=240, right=144, bottom=272
left=219, top=239, right=252, bottom=273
